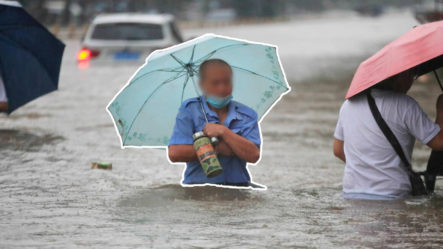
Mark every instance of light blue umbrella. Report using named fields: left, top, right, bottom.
left=107, top=33, right=290, bottom=148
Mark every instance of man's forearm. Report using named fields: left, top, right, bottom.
left=333, top=139, right=346, bottom=163
left=168, top=144, right=197, bottom=162
left=169, top=140, right=236, bottom=162
left=215, top=140, right=234, bottom=156
left=220, top=129, right=260, bottom=163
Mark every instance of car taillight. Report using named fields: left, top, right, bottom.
left=77, top=48, right=99, bottom=62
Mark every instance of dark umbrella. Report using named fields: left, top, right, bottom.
left=0, top=1, right=65, bottom=114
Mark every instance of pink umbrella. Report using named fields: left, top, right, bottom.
left=346, top=20, right=443, bottom=99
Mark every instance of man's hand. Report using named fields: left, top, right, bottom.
left=204, top=122, right=260, bottom=163
left=0, top=102, right=8, bottom=113
left=203, top=123, right=227, bottom=138
left=427, top=94, right=443, bottom=151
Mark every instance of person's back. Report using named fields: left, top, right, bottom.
left=335, top=88, right=440, bottom=199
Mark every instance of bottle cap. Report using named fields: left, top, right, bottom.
left=192, top=131, right=205, bottom=140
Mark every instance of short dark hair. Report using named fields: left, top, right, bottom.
left=371, top=68, right=416, bottom=91
left=198, top=59, right=232, bottom=81
left=372, top=77, right=395, bottom=91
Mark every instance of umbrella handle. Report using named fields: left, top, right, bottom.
left=433, top=70, right=443, bottom=91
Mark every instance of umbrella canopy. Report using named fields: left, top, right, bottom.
left=0, top=1, right=65, bottom=113
left=107, top=33, right=290, bottom=148
left=346, top=20, right=443, bottom=99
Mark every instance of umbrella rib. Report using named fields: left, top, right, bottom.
left=193, top=50, right=217, bottom=65
left=123, top=71, right=187, bottom=144
left=230, top=65, right=287, bottom=89
left=170, top=53, right=186, bottom=67
left=181, top=74, right=190, bottom=103
left=189, top=45, right=197, bottom=63
left=190, top=65, right=199, bottom=76
left=129, top=67, right=186, bottom=85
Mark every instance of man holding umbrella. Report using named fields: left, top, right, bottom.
left=334, top=69, right=443, bottom=200
left=107, top=34, right=290, bottom=188
left=168, top=59, right=261, bottom=187
left=333, top=20, right=443, bottom=200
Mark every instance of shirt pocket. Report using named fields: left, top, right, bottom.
left=228, top=120, right=244, bottom=135
left=194, top=116, right=213, bottom=133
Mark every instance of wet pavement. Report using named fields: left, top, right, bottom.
left=1, top=10, right=443, bottom=248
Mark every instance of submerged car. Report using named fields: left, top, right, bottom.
left=77, top=13, right=183, bottom=62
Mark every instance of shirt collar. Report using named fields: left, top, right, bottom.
left=200, top=96, right=242, bottom=126
left=200, top=96, right=218, bottom=119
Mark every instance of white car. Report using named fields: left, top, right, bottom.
left=77, top=13, right=183, bottom=62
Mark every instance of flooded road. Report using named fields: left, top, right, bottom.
left=1, top=10, right=443, bottom=248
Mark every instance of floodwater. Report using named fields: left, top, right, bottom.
left=1, top=10, right=443, bottom=248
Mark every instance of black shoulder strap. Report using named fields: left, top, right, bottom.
left=366, top=92, right=414, bottom=175
left=367, top=91, right=429, bottom=196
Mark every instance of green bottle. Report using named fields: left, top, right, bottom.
left=192, top=131, right=223, bottom=178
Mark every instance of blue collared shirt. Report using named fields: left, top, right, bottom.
left=169, top=97, right=261, bottom=185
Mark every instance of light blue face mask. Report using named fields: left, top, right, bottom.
left=206, top=94, right=233, bottom=109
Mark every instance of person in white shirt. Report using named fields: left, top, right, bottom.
left=333, top=69, right=443, bottom=200
left=0, top=74, right=8, bottom=113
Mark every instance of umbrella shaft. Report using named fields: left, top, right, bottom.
left=199, top=97, right=209, bottom=123
left=434, top=70, right=443, bottom=91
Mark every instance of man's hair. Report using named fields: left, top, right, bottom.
left=198, top=59, right=232, bottom=81
left=372, top=77, right=396, bottom=91
left=371, top=68, right=417, bottom=91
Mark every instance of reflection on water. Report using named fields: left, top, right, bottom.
left=0, top=129, right=64, bottom=152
